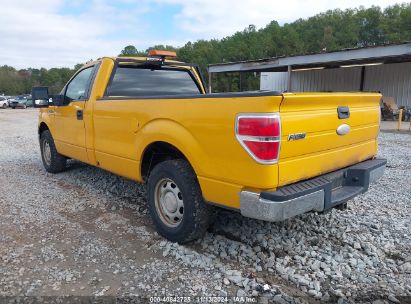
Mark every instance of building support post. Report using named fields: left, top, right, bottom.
left=397, top=109, right=403, bottom=131
left=208, top=71, right=212, bottom=93
left=287, top=65, right=292, bottom=92
left=360, top=66, right=366, bottom=91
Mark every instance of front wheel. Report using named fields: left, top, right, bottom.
left=147, top=159, right=211, bottom=243
left=40, top=130, right=67, bottom=173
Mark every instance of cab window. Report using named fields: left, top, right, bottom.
left=106, top=66, right=201, bottom=97
left=64, top=67, right=94, bottom=105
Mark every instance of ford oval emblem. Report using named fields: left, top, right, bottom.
left=336, top=124, right=350, bottom=135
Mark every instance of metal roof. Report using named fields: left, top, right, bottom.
left=208, top=42, right=411, bottom=73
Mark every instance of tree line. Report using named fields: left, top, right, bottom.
left=1, top=3, right=410, bottom=95
left=0, top=64, right=83, bottom=95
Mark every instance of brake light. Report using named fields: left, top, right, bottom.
left=236, top=114, right=281, bottom=164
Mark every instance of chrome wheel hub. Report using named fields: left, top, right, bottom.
left=154, top=178, right=184, bottom=227
left=43, top=140, right=51, bottom=166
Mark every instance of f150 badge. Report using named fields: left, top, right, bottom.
left=288, top=133, right=306, bottom=141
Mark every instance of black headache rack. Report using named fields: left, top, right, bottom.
left=260, top=158, right=387, bottom=210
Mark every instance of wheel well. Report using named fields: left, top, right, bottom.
left=141, top=141, right=188, bottom=181
left=38, top=122, right=49, bottom=135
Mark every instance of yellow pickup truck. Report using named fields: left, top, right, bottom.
left=32, top=50, right=386, bottom=243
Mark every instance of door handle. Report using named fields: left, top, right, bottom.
left=76, top=110, right=83, bottom=120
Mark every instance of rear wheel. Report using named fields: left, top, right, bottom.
left=40, top=130, right=67, bottom=173
left=147, top=159, right=211, bottom=243
left=2, top=103, right=6, bottom=109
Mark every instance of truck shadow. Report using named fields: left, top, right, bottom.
left=60, top=159, right=340, bottom=245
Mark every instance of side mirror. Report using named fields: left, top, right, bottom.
left=31, top=86, right=50, bottom=108
left=49, top=94, right=64, bottom=106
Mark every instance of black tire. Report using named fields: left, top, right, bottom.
left=39, top=130, right=67, bottom=173
left=12, top=107, right=15, bottom=109
left=147, top=159, right=211, bottom=244
left=335, top=202, right=348, bottom=210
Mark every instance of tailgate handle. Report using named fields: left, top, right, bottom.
left=337, top=106, right=350, bottom=119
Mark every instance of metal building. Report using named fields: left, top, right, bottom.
left=208, top=42, right=411, bottom=107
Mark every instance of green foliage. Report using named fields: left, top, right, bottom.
left=119, top=45, right=141, bottom=56
left=1, top=4, right=410, bottom=95
left=0, top=64, right=82, bottom=96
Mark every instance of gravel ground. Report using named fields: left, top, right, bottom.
left=0, top=109, right=410, bottom=303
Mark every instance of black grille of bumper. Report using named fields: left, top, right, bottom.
left=260, top=158, right=387, bottom=209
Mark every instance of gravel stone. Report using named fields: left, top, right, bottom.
left=387, top=294, right=400, bottom=303
left=236, top=288, right=246, bottom=297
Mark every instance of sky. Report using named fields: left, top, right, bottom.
left=0, top=0, right=403, bottom=69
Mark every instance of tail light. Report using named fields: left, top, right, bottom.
left=235, top=113, right=281, bottom=164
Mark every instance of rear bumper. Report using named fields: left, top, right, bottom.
left=240, top=158, right=386, bottom=222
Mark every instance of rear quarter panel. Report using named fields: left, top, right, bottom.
left=183, top=95, right=283, bottom=188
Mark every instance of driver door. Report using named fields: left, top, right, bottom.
left=53, top=66, right=95, bottom=163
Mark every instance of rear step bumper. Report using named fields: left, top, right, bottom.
left=240, top=158, right=387, bottom=222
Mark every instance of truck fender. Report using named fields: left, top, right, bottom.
left=38, top=112, right=53, bottom=136
left=136, top=119, right=207, bottom=177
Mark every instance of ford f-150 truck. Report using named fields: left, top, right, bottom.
left=32, top=50, right=386, bottom=243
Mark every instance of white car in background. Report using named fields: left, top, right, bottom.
left=0, top=97, right=8, bottom=109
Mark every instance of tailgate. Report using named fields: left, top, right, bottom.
left=278, top=92, right=381, bottom=186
